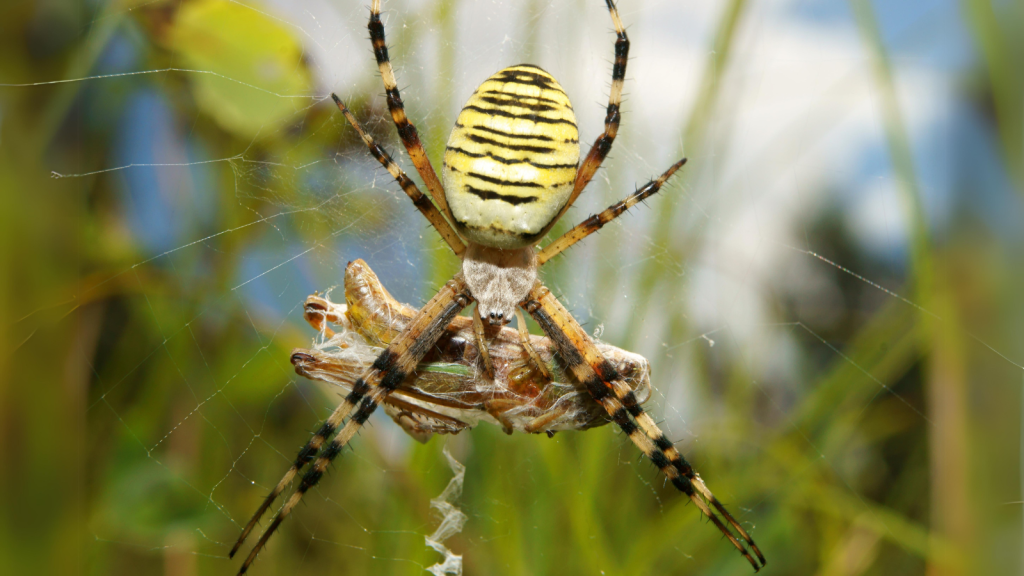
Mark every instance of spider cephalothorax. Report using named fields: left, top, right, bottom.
left=230, top=1, right=765, bottom=573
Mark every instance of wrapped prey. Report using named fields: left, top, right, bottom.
left=291, top=259, right=651, bottom=442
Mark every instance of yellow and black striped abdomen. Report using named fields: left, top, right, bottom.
left=443, top=65, right=579, bottom=249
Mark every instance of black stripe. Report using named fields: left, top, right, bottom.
left=372, top=349, right=398, bottom=372
left=596, top=359, right=622, bottom=382
left=583, top=375, right=611, bottom=401
left=395, top=117, right=418, bottom=144
left=615, top=37, right=629, bottom=57
left=298, top=466, right=323, bottom=493
left=462, top=185, right=540, bottom=206
left=345, top=378, right=370, bottom=404
left=604, top=103, right=621, bottom=126
left=671, top=476, right=695, bottom=495
left=467, top=134, right=555, bottom=154
left=352, top=398, right=379, bottom=424
left=380, top=368, right=408, bottom=392
left=650, top=450, right=671, bottom=470
left=496, top=75, right=557, bottom=90
left=654, top=435, right=674, bottom=452
left=463, top=105, right=576, bottom=126
left=467, top=124, right=555, bottom=142
left=613, top=408, right=638, bottom=435
left=480, top=89, right=562, bottom=106
left=612, top=39, right=629, bottom=81
left=321, top=441, right=343, bottom=461
left=616, top=388, right=641, bottom=415
left=396, top=173, right=417, bottom=191
left=612, top=60, right=626, bottom=82
left=465, top=171, right=543, bottom=188
left=576, top=213, right=602, bottom=234
left=495, top=69, right=559, bottom=90
left=410, top=191, right=434, bottom=210
left=294, top=442, right=318, bottom=466
left=508, top=64, right=549, bottom=74
left=315, top=421, right=336, bottom=440
left=530, top=308, right=586, bottom=367
left=368, top=18, right=389, bottom=66
left=343, top=389, right=362, bottom=405
left=386, top=88, right=406, bottom=117
left=366, top=142, right=389, bottom=165
left=446, top=145, right=576, bottom=170
left=477, top=95, right=559, bottom=113
left=674, top=458, right=694, bottom=476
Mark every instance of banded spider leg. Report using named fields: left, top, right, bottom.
left=231, top=277, right=471, bottom=573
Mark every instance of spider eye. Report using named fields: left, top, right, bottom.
left=482, top=309, right=508, bottom=326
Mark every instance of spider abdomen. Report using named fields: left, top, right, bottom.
left=443, top=65, right=580, bottom=249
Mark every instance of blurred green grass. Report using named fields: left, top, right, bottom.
left=1, top=0, right=1022, bottom=575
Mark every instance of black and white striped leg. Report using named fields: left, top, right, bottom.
left=368, top=0, right=455, bottom=225
left=331, top=94, right=465, bottom=255
left=524, top=284, right=766, bottom=571
left=233, top=276, right=472, bottom=574
left=537, top=158, right=687, bottom=265
left=542, top=0, right=630, bottom=238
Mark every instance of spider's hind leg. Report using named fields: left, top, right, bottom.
left=524, top=283, right=766, bottom=571
left=232, top=276, right=472, bottom=574
left=606, top=377, right=765, bottom=566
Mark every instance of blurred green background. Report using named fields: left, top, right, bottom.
left=2, top=0, right=1023, bottom=574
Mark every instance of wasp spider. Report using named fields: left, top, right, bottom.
left=231, top=0, right=766, bottom=572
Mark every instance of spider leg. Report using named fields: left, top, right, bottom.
left=539, top=0, right=629, bottom=239
left=367, top=0, right=455, bottom=226
left=524, top=284, right=766, bottom=571
left=537, top=158, right=687, bottom=265
left=232, top=275, right=471, bottom=574
left=472, top=302, right=495, bottom=379
left=514, top=308, right=551, bottom=380
left=331, top=95, right=466, bottom=256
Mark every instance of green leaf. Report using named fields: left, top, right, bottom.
left=168, top=0, right=312, bottom=138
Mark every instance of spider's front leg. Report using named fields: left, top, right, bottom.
left=232, top=274, right=472, bottom=574
left=523, top=284, right=766, bottom=571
